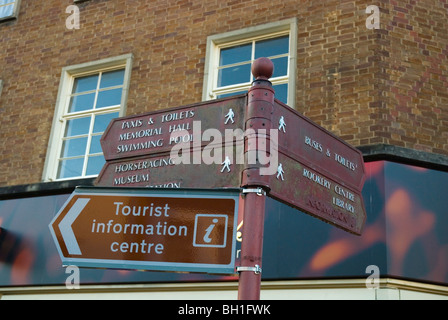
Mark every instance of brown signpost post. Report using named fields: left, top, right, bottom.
left=50, top=57, right=367, bottom=300
left=49, top=187, right=240, bottom=274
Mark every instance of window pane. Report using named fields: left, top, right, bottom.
left=69, top=92, right=95, bottom=113
left=72, top=74, right=99, bottom=93
left=100, top=69, right=125, bottom=88
left=216, top=90, right=248, bottom=99
left=220, top=43, right=252, bottom=66
left=65, top=117, right=91, bottom=137
left=96, top=88, right=122, bottom=108
left=61, top=137, right=88, bottom=157
left=0, top=3, right=14, bottom=18
left=89, top=135, right=102, bottom=154
left=218, top=64, right=251, bottom=87
left=93, top=112, right=119, bottom=133
left=57, top=158, right=84, bottom=179
left=0, top=0, right=15, bottom=5
left=273, top=83, right=288, bottom=104
left=86, top=155, right=105, bottom=176
left=255, top=36, right=289, bottom=59
left=271, top=56, right=288, bottom=78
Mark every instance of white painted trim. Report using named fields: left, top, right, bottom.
left=1, top=278, right=447, bottom=300
left=0, top=0, right=21, bottom=22
left=202, top=18, right=297, bottom=108
left=42, top=54, right=133, bottom=182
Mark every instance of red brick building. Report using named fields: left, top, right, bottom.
left=0, top=0, right=447, bottom=299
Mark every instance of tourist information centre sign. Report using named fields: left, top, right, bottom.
left=49, top=187, right=240, bottom=274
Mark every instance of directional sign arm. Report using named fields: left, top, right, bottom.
left=58, top=198, right=90, bottom=255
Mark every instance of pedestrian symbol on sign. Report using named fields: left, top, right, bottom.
left=193, top=214, right=228, bottom=248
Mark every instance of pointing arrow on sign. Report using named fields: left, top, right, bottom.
left=58, top=198, right=90, bottom=255
left=49, top=187, right=240, bottom=274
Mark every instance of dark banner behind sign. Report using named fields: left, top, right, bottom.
left=0, top=161, right=447, bottom=286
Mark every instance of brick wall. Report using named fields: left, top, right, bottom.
left=0, top=0, right=447, bottom=186
left=380, top=0, right=448, bottom=154
left=297, top=0, right=448, bottom=154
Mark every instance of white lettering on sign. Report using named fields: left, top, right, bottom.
left=303, top=168, right=331, bottom=189
left=114, top=174, right=149, bottom=185
left=121, top=119, right=143, bottom=129
left=114, top=110, right=196, bottom=155
left=332, top=185, right=356, bottom=214
left=169, top=122, right=191, bottom=133
left=119, top=127, right=162, bottom=141
left=147, top=182, right=182, bottom=188
left=161, top=110, right=195, bottom=122
left=334, top=152, right=357, bottom=171
left=334, top=185, right=355, bottom=202
left=116, top=139, right=164, bottom=153
left=89, top=201, right=189, bottom=255
left=304, top=136, right=323, bottom=153
left=115, top=161, right=148, bottom=173
left=112, top=157, right=177, bottom=186
left=110, top=241, right=164, bottom=255
left=90, top=220, right=187, bottom=237
left=114, top=201, right=171, bottom=217
left=333, top=196, right=355, bottom=213
left=303, top=167, right=357, bottom=214
left=114, top=158, right=173, bottom=172
left=169, top=133, right=194, bottom=145
left=303, top=135, right=359, bottom=173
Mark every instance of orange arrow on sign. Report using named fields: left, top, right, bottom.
left=49, top=187, right=240, bottom=274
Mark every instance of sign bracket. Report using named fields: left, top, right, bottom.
left=242, top=187, right=266, bottom=196
left=236, top=264, right=262, bottom=275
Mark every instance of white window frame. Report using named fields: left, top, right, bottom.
left=0, top=0, right=21, bottom=22
left=42, top=54, right=133, bottom=182
left=202, top=18, right=297, bottom=108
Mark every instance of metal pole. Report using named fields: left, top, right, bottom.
left=237, top=57, right=274, bottom=300
left=237, top=189, right=266, bottom=300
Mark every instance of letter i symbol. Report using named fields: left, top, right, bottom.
left=203, top=219, right=218, bottom=243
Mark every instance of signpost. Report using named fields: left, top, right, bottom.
left=100, top=96, right=246, bottom=161
left=237, top=58, right=366, bottom=299
left=96, top=152, right=244, bottom=189
left=268, top=152, right=365, bottom=234
left=49, top=187, right=239, bottom=274
left=272, top=100, right=366, bottom=190
left=96, top=95, right=247, bottom=189
left=242, top=99, right=367, bottom=235
left=50, top=57, right=368, bottom=300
